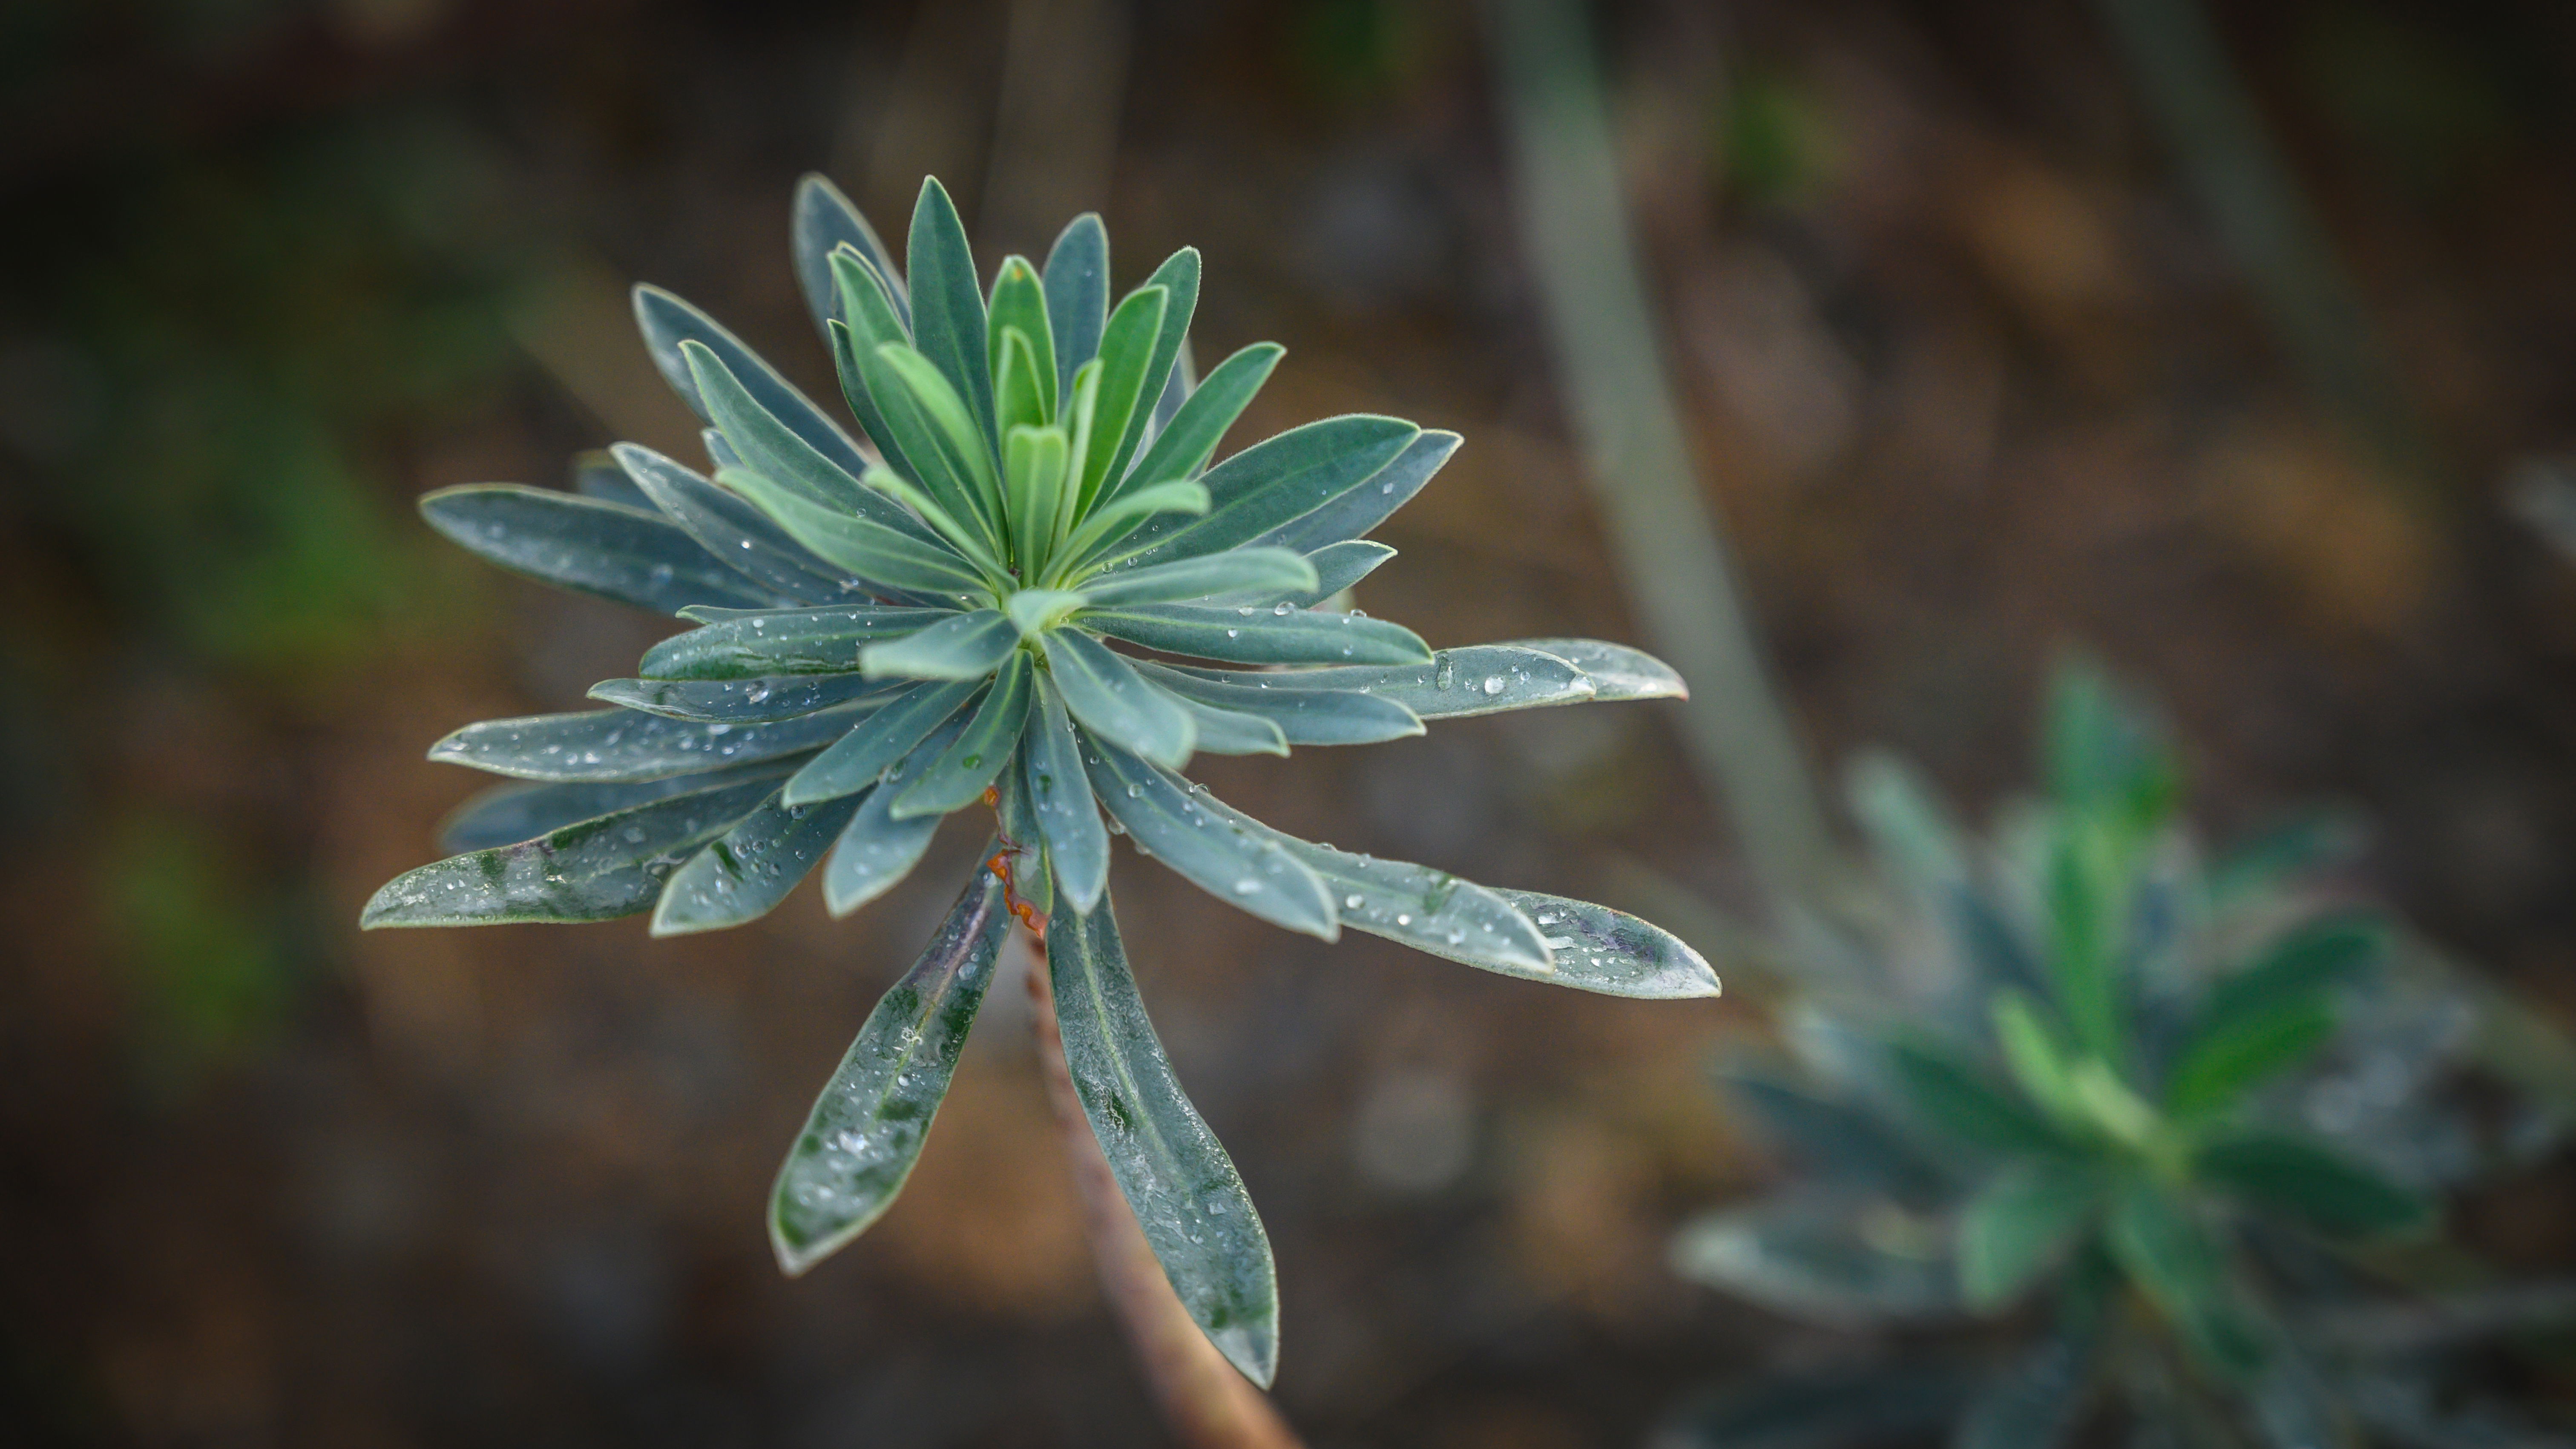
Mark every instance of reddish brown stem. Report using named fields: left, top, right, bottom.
left=1022, top=926, right=1306, bottom=1449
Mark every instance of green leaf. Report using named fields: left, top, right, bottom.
left=1120, top=342, right=1283, bottom=490
left=858, top=608, right=1017, bottom=681
left=904, top=177, right=998, bottom=448
left=1670, top=1193, right=1961, bottom=1325
left=1149, top=336, right=1195, bottom=435
left=1719, top=1072, right=1949, bottom=1203
left=419, top=485, right=778, bottom=616
left=1992, top=991, right=2090, bottom=1130
left=1078, top=549, right=1320, bottom=609
left=1846, top=750, right=1968, bottom=903
left=792, top=172, right=906, bottom=338
left=1003, top=426, right=1072, bottom=578
left=993, top=326, right=1049, bottom=440
left=820, top=720, right=961, bottom=914
left=1158, top=643, right=1591, bottom=719
left=587, top=673, right=901, bottom=724
left=2190, top=917, right=2386, bottom=1050
left=1005, top=588, right=1087, bottom=639
left=1054, top=478, right=1211, bottom=568
left=2044, top=827, right=2125, bottom=1067
left=892, top=652, right=1033, bottom=818
left=640, top=604, right=952, bottom=681
left=1047, top=895, right=1280, bottom=1386
left=1040, top=628, right=1196, bottom=769
left=650, top=788, right=863, bottom=935
left=1082, top=604, right=1431, bottom=666
left=1098, top=248, right=1200, bottom=496
left=2192, top=1129, right=2429, bottom=1240
left=570, top=448, right=656, bottom=510
left=1953, top=1327, right=2103, bottom=1449
left=719, top=467, right=990, bottom=598
left=2043, top=656, right=2178, bottom=840
left=1250, top=428, right=1462, bottom=555
left=1117, top=415, right=1420, bottom=565
left=633, top=284, right=877, bottom=487
left=1072, top=285, right=1170, bottom=512
left=362, top=777, right=778, bottom=927
left=783, top=678, right=981, bottom=806
left=1219, top=539, right=1394, bottom=609
left=872, top=344, right=1005, bottom=529
left=1042, top=213, right=1109, bottom=398
left=437, top=763, right=799, bottom=853
left=611, top=444, right=866, bottom=607
left=1888, top=1041, right=2074, bottom=1157
left=771, top=859, right=1008, bottom=1274
left=1078, top=737, right=1338, bottom=940
left=1488, top=889, right=1723, bottom=998
left=1958, top=1161, right=2107, bottom=1309
left=1502, top=637, right=1687, bottom=703
left=2164, top=996, right=2336, bottom=1120
left=1163, top=694, right=1290, bottom=757
left=855, top=462, right=1009, bottom=579
left=825, top=254, right=932, bottom=489
left=429, top=706, right=860, bottom=783
left=2104, top=1182, right=2268, bottom=1378
left=1131, top=661, right=1424, bottom=746
left=988, top=260, right=1057, bottom=421
left=1026, top=676, right=1111, bottom=914
left=677, top=338, right=883, bottom=520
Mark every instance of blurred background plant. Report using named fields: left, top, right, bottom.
left=9, top=0, right=2576, bottom=1443
left=1661, top=661, right=2576, bottom=1449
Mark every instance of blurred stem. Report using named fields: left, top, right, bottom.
left=1024, top=927, right=1306, bottom=1449
left=2087, top=0, right=2433, bottom=494
left=1485, top=0, right=1841, bottom=916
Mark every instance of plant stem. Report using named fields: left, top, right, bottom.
left=1022, top=926, right=1306, bottom=1449
left=1485, top=0, right=1842, bottom=916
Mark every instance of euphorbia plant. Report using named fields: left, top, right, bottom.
left=364, top=175, right=1716, bottom=1391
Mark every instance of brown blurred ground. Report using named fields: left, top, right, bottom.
left=4, top=0, right=2576, bottom=1444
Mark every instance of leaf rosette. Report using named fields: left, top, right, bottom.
left=365, top=175, right=1716, bottom=1387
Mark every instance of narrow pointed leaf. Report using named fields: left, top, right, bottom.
left=1004, top=426, right=1071, bottom=578
left=641, top=604, right=952, bottom=680
left=1043, top=213, right=1109, bottom=399
left=1249, top=427, right=1462, bottom=554
left=1078, top=738, right=1336, bottom=939
left=1959, top=1161, right=2107, bottom=1308
left=771, top=860, right=1008, bottom=1274
left=905, top=178, right=997, bottom=446
left=1163, top=644, right=1593, bottom=719
left=2165, top=997, right=2337, bottom=1120
left=792, top=172, right=906, bottom=339
left=1485, top=889, right=1722, bottom=998
left=570, top=449, right=655, bottom=510
left=719, top=467, right=989, bottom=598
left=1079, top=549, right=1318, bottom=610
left=987, top=258, right=1057, bottom=421
left=1886, top=1041, right=2074, bottom=1156
left=634, top=284, right=876, bottom=484
left=612, top=444, right=865, bottom=606
left=859, top=608, right=1016, bottom=681
left=1133, top=661, right=1423, bottom=745
left=1121, top=342, right=1282, bottom=490
left=419, top=485, right=776, bottom=615
left=1041, top=628, right=1196, bottom=769
left=1162, top=691, right=1290, bottom=756
left=362, top=777, right=778, bottom=926
left=1083, top=604, right=1429, bottom=666
left=588, top=673, right=900, bottom=724
left=1006, top=588, right=1087, bottom=639
left=994, top=326, right=1048, bottom=438
left=1099, top=248, right=1199, bottom=495
left=1116, top=415, right=1419, bottom=565
left=651, top=788, right=863, bottom=934
left=1670, top=1193, right=1962, bottom=1325
left=820, top=720, right=963, bottom=913
left=1150, top=336, right=1196, bottom=436
left=430, top=706, right=862, bottom=783
left=784, top=678, right=980, bottom=806
left=1056, top=478, right=1210, bottom=567
left=1048, top=896, right=1279, bottom=1386
left=680, top=339, right=922, bottom=535
left=1074, top=285, right=1170, bottom=510
left=436, top=762, right=799, bottom=853
left=2192, top=1130, right=2429, bottom=1240
left=874, top=343, right=1003, bottom=524
left=2106, top=1183, right=2269, bottom=1377
left=826, top=255, right=931, bottom=486
left=892, top=653, right=1033, bottom=817
left=1505, top=637, right=1687, bottom=702
left=1250, top=539, right=1395, bottom=607
left=1026, top=676, right=1110, bottom=912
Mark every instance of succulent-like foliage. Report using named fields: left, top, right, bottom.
left=365, top=175, right=1716, bottom=1386
left=1666, top=663, right=2576, bottom=1449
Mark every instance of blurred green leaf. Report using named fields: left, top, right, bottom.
left=2104, top=1182, right=2268, bottom=1378
left=1889, top=1041, right=2073, bottom=1157
left=1672, top=1194, right=1961, bottom=1325
left=1958, top=1160, right=2107, bottom=1310
left=2192, top=1129, right=2429, bottom=1241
